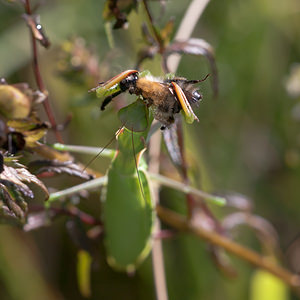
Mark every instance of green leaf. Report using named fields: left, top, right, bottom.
left=118, top=99, right=149, bottom=132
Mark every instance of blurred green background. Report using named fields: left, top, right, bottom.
left=0, top=0, right=300, bottom=299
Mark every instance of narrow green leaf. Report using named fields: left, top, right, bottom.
left=77, top=250, right=92, bottom=298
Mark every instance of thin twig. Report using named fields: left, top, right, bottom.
left=146, top=1, right=211, bottom=297
left=167, top=0, right=211, bottom=73
left=148, top=124, right=168, bottom=300
left=24, top=0, right=63, bottom=143
left=156, top=205, right=300, bottom=294
left=142, top=0, right=163, bottom=49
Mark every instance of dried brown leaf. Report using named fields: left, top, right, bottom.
left=0, top=165, right=49, bottom=200
left=24, top=211, right=53, bottom=231
left=162, top=122, right=184, bottom=175
left=163, top=38, right=219, bottom=96
left=103, top=0, right=138, bottom=29
left=0, top=183, right=26, bottom=221
left=23, top=14, right=50, bottom=48
left=0, top=201, right=23, bottom=226
left=222, top=212, right=279, bottom=255
left=29, top=160, right=92, bottom=180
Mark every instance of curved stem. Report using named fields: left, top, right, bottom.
left=167, top=0, right=211, bottom=73
left=156, top=205, right=300, bottom=294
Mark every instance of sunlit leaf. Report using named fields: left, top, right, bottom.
left=250, top=269, right=289, bottom=300
left=7, top=116, right=49, bottom=148
left=0, top=84, right=31, bottom=119
left=7, top=117, right=48, bottom=132
left=77, top=250, right=92, bottom=298
left=118, top=99, right=149, bottom=132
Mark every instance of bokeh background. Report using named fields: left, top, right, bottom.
left=1, top=0, right=300, bottom=299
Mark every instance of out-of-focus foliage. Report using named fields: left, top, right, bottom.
left=0, top=0, right=300, bottom=299
left=250, top=269, right=289, bottom=300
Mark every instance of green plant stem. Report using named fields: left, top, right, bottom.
left=50, top=143, right=225, bottom=205
left=46, top=172, right=223, bottom=207
left=47, top=176, right=107, bottom=206
left=51, top=143, right=115, bottom=158
left=148, top=172, right=226, bottom=206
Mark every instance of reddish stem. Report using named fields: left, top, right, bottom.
left=24, top=0, right=63, bottom=143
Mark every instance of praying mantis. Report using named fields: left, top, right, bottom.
left=50, top=70, right=225, bottom=272
left=95, top=69, right=203, bottom=271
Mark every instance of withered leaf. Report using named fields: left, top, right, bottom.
left=0, top=200, right=23, bottom=226
left=24, top=211, right=53, bottom=231
left=23, top=14, right=51, bottom=48
left=222, top=212, right=279, bottom=254
left=103, top=0, right=138, bottom=29
left=163, top=38, right=219, bottom=96
left=7, top=116, right=49, bottom=132
left=160, top=18, right=174, bottom=45
left=0, top=183, right=26, bottom=222
left=7, top=116, right=49, bottom=148
left=0, top=165, right=49, bottom=201
left=162, top=122, right=184, bottom=175
left=29, top=160, right=93, bottom=180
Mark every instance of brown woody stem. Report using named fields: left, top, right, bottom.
left=156, top=205, right=300, bottom=293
